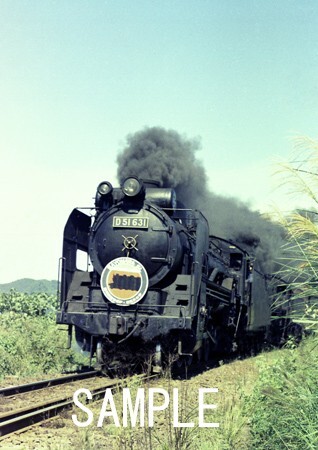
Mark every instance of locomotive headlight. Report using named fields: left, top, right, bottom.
left=122, top=177, right=143, bottom=197
left=97, top=181, right=113, bottom=196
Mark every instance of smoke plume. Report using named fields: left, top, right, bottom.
left=116, top=126, right=284, bottom=273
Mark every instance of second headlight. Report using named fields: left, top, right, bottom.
left=122, top=177, right=143, bottom=197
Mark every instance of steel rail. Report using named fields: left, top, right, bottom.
left=0, top=374, right=156, bottom=439
left=0, top=370, right=100, bottom=397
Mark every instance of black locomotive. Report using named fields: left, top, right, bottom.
left=56, top=177, right=279, bottom=372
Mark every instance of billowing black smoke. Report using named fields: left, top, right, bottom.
left=117, top=127, right=207, bottom=201
left=116, top=127, right=284, bottom=273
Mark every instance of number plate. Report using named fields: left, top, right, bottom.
left=112, top=216, right=149, bottom=229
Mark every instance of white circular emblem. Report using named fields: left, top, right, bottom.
left=100, top=257, right=149, bottom=306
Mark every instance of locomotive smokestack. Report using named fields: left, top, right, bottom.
left=116, top=127, right=285, bottom=273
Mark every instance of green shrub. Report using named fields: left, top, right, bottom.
left=0, top=289, right=57, bottom=317
left=0, top=291, right=86, bottom=378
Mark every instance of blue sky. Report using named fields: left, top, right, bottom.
left=1, top=1, right=317, bottom=282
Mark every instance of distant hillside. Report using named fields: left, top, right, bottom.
left=0, top=279, right=58, bottom=295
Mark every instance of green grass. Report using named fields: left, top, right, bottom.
left=245, top=336, right=318, bottom=450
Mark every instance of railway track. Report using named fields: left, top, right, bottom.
left=0, top=372, right=155, bottom=440
left=0, top=370, right=99, bottom=397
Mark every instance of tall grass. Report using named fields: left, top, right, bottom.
left=245, top=137, right=318, bottom=449
left=272, top=137, right=318, bottom=331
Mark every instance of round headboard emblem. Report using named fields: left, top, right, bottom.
left=100, top=257, right=149, bottom=306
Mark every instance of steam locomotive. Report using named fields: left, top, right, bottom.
left=56, top=177, right=282, bottom=372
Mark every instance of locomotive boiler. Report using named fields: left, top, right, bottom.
left=56, top=177, right=273, bottom=372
